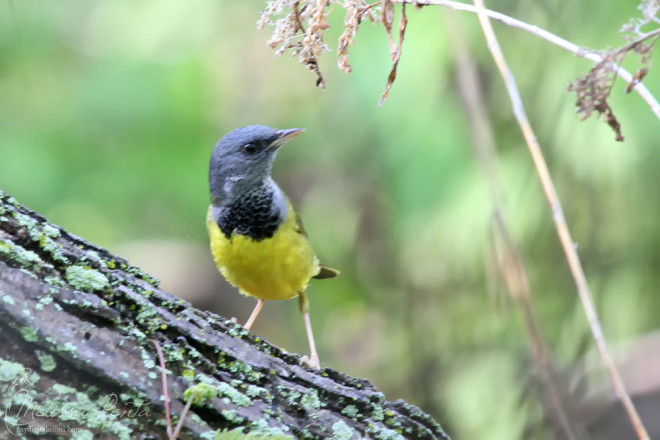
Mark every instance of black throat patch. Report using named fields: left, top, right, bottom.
left=215, top=186, right=283, bottom=241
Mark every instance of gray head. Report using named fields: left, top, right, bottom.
left=209, top=125, right=304, bottom=205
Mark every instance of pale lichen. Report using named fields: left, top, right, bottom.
left=36, top=351, right=57, bottom=372
left=65, top=265, right=109, bottom=292
left=331, top=420, right=356, bottom=440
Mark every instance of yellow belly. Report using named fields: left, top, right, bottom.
left=206, top=204, right=319, bottom=301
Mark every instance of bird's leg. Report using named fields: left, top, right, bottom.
left=244, top=299, right=265, bottom=330
left=298, top=291, right=320, bottom=369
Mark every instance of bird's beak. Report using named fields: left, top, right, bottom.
left=269, top=128, right=305, bottom=150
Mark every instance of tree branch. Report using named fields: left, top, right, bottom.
left=0, top=191, right=449, bottom=439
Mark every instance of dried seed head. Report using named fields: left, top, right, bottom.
left=257, top=0, right=331, bottom=87
left=338, top=0, right=376, bottom=73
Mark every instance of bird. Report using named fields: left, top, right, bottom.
left=206, top=125, right=339, bottom=369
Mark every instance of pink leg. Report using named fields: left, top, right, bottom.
left=244, top=299, right=265, bottom=330
left=299, top=291, right=320, bottom=369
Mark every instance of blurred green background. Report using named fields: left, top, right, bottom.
left=2, top=1, right=660, bottom=438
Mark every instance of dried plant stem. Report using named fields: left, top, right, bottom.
left=471, top=0, right=650, bottom=439
left=151, top=339, right=173, bottom=438
left=393, top=0, right=660, bottom=120
left=443, top=13, right=584, bottom=438
left=170, top=395, right=194, bottom=440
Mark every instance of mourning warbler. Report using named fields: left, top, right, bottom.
left=206, top=125, right=339, bottom=369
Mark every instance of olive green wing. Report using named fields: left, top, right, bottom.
left=294, top=210, right=340, bottom=280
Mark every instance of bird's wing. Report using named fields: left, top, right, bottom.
left=294, top=210, right=340, bottom=279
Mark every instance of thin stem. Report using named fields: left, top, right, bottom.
left=393, top=0, right=660, bottom=120
left=471, top=0, right=650, bottom=438
left=151, top=339, right=172, bottom=438
left=443, top=12, right=584, bottom=438
left=170, top=395, right=194, bottom=440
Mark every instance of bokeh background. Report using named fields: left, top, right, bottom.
left=2, top=1, right=660, bottom=439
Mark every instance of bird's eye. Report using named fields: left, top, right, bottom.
left=243, top=143, right=257, bottom=154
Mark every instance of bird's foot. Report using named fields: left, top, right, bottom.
left=301, top=354, right=320, bottom=369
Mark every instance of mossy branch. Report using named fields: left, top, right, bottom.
left=0, top=190, right=449, bottom=440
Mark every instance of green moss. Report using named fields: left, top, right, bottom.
left=366, top=424, right=404, bottom=440
left=197, top=374, right=215, bottom=385
left=370, top=403, right=384, bottom=421
left=0, top=357, right=132, bottom=439
left=220, top=409, right=245, bottom=424
left=20, top=326, right=39, bottom=342
left=407, top=407, right=444, bottom=433
left=36, top=351, right=57, bottom=372
left=135, top=304, right=162, bottom=333
left=184, top=382, right=218, bottom=405
left=39, top=296, right=54, bottom=305
left=245, top=384, right=269, bottom=399
left=65, top=265, right=109, bottom=292
left=19, top=267, right=39, bottom=279
left=36, top=295, right=54, bottom=311
left=223, top=359, right=263, bottom=383
left=40, top=235, right=68, bottom=263
left=42, top=224, right=60, bottom=238
left=13, top=213, right=39, bottom=241
left=82, top=250, right=106, bottom=268
left=125, top=265, right=160, bottom=287
left=159, top=344, right=184, bottom=365
left=384, top=415, right=402, bottom=430
left=278, top=388, right=301, bottom=407
left=0, top=238, right=43, bottom=268
left=182, top=369, right=195, bottom=381
left=128, top=326, right=147, bottom=343
left=0, top=358, right=26, bottom=382
left=248, top=420, right=292, bottom=438
left=216, top=427, right=293, bottom=440
left=217, top=382, right=252, bottom=407
left=341, top=405, right=359, bottom=418
left=53, top=383, right=77, bottom=394
left=330, top=421, right=355, bottom=440
left=71, top=430, right=94, bottom=440
left=140, top=347, right=156, bottom=371
left=12, top=212, right=34, bottom=226
left=47, top=387, right=133, bottom=439
left=300, top=389, right=323, bottom=410
left=2, top=294, right=16, bottom=305
left=59, top=342, right=78, bottom=353
left=227, top=323, right=250, bottom=338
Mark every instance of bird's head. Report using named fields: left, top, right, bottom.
left=209, top=125, right=304, bottom=204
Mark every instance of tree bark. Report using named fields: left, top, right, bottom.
left=0, top=191, right=450, bottom=440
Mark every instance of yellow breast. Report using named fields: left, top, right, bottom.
left=206, top=203, right=319, bottom=301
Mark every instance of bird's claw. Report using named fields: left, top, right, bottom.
left=301, top=354, right=320, bottom=369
